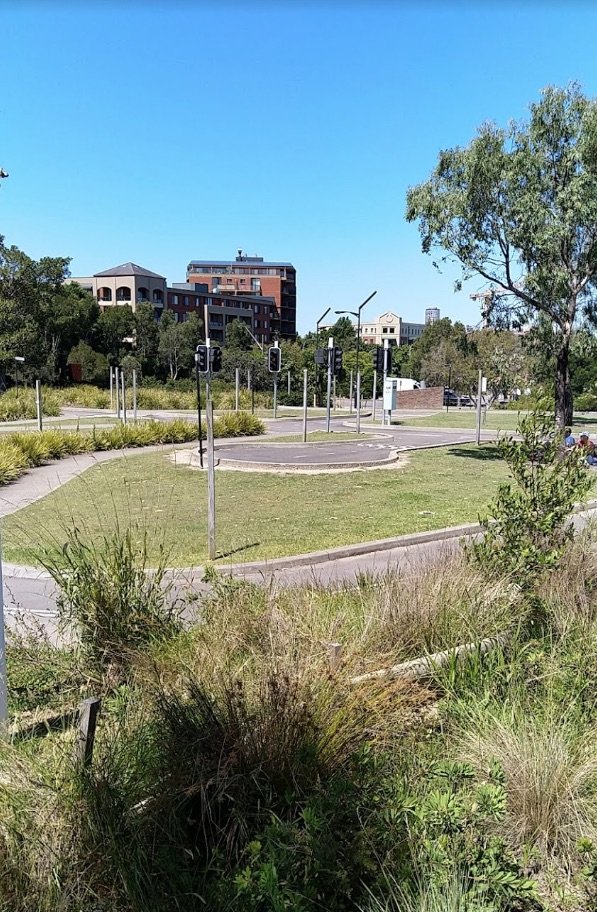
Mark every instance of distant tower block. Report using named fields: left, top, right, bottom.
left=425, top=307, right=440, bottom=325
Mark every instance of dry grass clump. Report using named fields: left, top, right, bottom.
left=458, top=713, right=597, bottom=862
left=191, top=550, right=524, bottom=685
left=538, top=527, right=597, bottom=634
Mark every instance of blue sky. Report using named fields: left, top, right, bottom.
left=2, top=0, right=597, bottom=334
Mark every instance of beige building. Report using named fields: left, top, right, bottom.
left=359, top=312, right=425, bottom=346
left=67, top=263, right=167, bottom=315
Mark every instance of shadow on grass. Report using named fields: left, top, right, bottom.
left=574, top=414, right=597, bottom=427
left=216, top=542, right=261, bottom=560
left=447, top=445, right=502, bottom=461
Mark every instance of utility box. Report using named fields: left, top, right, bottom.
left=383, top=378, right=398, bottom=411
left=383, top=377, right=419, bottom=411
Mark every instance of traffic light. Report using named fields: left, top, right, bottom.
left=332, top=346, right=343, bottom=374
left=210, top=346, right=222, bottom=373
left=314, top=348, right=328, bottom=366
left=373, top=346, right=392, bottom=374
left=384, top=346, right=392, bottom=375
left=195, top=345, right=209, bottom=373
left=268, top=346, right=282, bottom=373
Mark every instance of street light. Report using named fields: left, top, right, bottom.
left=335, top=290, right=377, bottom=407
left=14, top=356, right=24, bottom=395
left=315, top=307, right=331, bottom=406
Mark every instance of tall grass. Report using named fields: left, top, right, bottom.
left=0, top=387, right=61, bottom=420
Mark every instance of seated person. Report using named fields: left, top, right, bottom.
left=578, top=432, right=597, bottom=464
left=565, top=427, right=576, bottom=447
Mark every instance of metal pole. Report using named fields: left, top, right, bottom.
left=115, top=367, right=121, bottom=421
left=372, top=369, right=377, bottom=422
left=356, top=371, right=361, bottom=434
left=326, top=336, right=333, bottom=433
left=287, top=370, right=291, bottom=396
left=302, top=368, right=308, bottom=442
left=273, top=341, right=279, bottom=419
left=249, top=368, right=255, bottom=415
left=0, top=533, right=7, bottom=727
left=446, top=364, right=452, bottom=414
left=235, top=367, right=240, bottom=412
left=355, top=311, right=361, bottom=408
left=121, top=371, right=127, bottom=426
left=35, top=379, right=43, bottom=432
left=382, top=339, right=389, bottom=426
left=349, top=370, right=353, bottom=414
left=206, top=397, right=216, bottom=560
left=195, top=360, right=204, bottom=469
left=476, top=369, right=483, bottom=445
left=14, top=362, right=18, bottom=396
left=132, top=369, right=137, bottom=422
left=333, top=375, right=337, bottom=410
left=109, top=366, right=114, bottom=410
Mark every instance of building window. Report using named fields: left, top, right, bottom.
left=382, top=327, right=388, bottom=334
left=153, top=289, right=163, bottom=304
left=172, top=295, right=179, bottom=305
left=183, top=296, right=189, bottom=306
left=116, top=287, right=131, bottom=302
left=137, top=287, right=149, bottom=301
left=97, top=287, right=112, bottom=302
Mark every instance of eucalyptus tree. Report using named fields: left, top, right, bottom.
left=407, top=84, right=597, bottom=426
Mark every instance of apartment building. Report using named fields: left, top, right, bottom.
left=68, top=262, right=278, bottom=345
left=186, top=250, right=297, bottom=339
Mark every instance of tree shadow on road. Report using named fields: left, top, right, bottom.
left=447, top=445, right=502, bottom=461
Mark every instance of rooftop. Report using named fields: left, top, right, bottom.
left=94, top=262, right=166, bottom=279
left=187, top=260, right=294, bottom=270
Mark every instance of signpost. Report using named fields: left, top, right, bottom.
left=476, top=370, right=484, bottom=445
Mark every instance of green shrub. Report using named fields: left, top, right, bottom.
left=575, top=392, right=597, bottom=412
left=471, top=412, right=592, bottom=586
left=213, top=411, right=265, bottom=437
left=42, top=525, right=182, bottom=680
left=0, top=388, right=61, bottom=421
left=0, top=441, right=30, bottom=484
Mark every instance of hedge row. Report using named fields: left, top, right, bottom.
left=0, top=413, right=264, bottom=486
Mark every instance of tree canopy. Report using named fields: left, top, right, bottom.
left=406, top=83, right=597, bottom=425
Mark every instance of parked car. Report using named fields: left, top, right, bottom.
left=443, top=388, right=473, bottom=407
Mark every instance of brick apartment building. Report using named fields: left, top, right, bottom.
left=67, top=259, right=283, bottom=345
left=186, top=250, right=297, bottom=339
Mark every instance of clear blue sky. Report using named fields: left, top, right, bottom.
left=2, top=0, right=597, bottom=334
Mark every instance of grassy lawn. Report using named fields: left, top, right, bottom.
left=393, top=410, right=526, bottom=430
left=3, top=443, right=510, bottom=566
left=390, top=409, right=597, bottom=433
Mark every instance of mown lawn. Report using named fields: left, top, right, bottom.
left=394, top=409, right=597, bottom=432
left=3, top=443, right=510, bottom=567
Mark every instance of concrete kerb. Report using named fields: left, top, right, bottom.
left=8, top=499, right=597, bottom=586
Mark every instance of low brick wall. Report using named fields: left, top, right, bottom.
left=396, top=386, right=443, bottom=409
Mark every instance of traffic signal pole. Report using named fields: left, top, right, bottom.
left=205, top=338, right=216, bottom=560
left=383, top=339, right=389, bottom=426
left=302, top=368, right=308, bottom=442
left=372, top=369, right=377, bottom=422
left=326, top=336, right=333, bottom=433
left=273, top=341, right=279, bottom=419
left=356, top=371, right=361, bottom=434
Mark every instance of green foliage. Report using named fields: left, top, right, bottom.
left=402, top=760, right=538, bottom=909
left=407, top=84, right=597, bottom=426
left=472, top=412, right=592, bottom=584
left=67, top=341, right=108, bottom=385
left=42, top=525, right=181, bottom=679
left=0, top=387, right=61, bottom=420
left=575, top=392, right=597, bottom=411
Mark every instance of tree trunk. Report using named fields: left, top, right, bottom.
left=555, top=335, right=573, bottom=428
